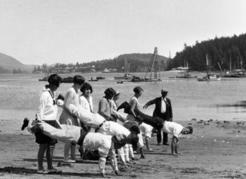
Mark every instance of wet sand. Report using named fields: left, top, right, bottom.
left=0, top=120, right=246, bottom=179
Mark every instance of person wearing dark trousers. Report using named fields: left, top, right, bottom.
left=143, top=90, right=173, bottom=145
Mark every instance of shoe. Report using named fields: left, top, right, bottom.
left=37, top=169, right=48, bottom=174
left=21, top=118, right=29, bottom=130
left=163, top=143, right=169, bottom=146
left=47, top=168, right=62, bottom=174
left=64, top=159, right=76, bottom=163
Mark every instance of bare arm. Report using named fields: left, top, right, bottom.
left=143, top=98, right=156, bottom=109
left=130, top=100, right=137, bottom=117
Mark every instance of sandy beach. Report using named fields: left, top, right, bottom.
left=0, top=119, right=245, bottom=179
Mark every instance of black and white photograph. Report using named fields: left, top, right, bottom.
left=0, top=0, right=245, bottom=178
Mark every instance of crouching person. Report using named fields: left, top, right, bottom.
left=25, top=121, right=139, bottom=177
left=162, top=121, right=193, bottom=156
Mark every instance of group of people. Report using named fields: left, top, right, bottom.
left=21, top=73, right=193, bottom=177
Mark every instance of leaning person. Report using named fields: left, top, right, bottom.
left=66, top=101, right=139, bottom=166
left=162, top=121, right=193, bottom=156
left=59, top=75, right=85, bottom=163
left=24, top=121, right=139, bottom=177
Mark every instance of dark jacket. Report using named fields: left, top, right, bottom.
left=146, top=97, right=173, bottom=121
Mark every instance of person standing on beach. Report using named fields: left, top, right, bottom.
left=35, top=73, right=62, bottom=173
left=59, top=75, right=85, bottom=163
left=143, top=89, right=173, bottom=145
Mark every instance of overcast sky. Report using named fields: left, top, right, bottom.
left=0, top=0, right=245, bottom=65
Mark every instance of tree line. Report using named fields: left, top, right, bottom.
left=168, top=33, right=246, bottom=71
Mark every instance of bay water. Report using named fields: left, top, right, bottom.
left=0, top=72, right=246, bottom=134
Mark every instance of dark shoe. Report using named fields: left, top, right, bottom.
left=163, top=143, right=169, bottom=146
left=21, top=118, right=29, bottom=130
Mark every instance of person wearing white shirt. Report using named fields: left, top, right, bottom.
left=80, top=82, right=94, bottom=113
left=59, top=75, right=85, bottom=163
left=35, top=74, right=62, bottom=174
left=25, top=121, right=140, bottom=177
left=162, top=121, right=193, bottom=156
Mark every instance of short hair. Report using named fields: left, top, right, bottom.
left=48, top=74, right=62, bottom=87
left=80, top=82, right=93, bottom=93
left=73, top=75, right=85, bottom=85
left=104, top=88, right=116, bottom=97
left=133, top=86, right=143, bottom=94
left=129, top=125, right=140, bottom=134
left=186, top=126, right=193, bottom=134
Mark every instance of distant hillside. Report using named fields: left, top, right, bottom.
left=0, top=53, right=33, bottom=73
left=83, top=53, right=169, bottom=72
left=169, top=33, right=246, bottom=71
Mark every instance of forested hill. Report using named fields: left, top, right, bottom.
left=169, top=33, right=246, bottom=71
left=83, top=53, right=169, bottom=72
left=0, top=53, right=33, bottom=73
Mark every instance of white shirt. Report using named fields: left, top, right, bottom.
left=161, top=98, right=166, bottom=113
left=98, top=121, right=130, bottom=140
left=59, top=87, right=80, bottom=125
left=163, top=121, right=184, bottom=138
left=83, top=132, right=112, bottom=158
left=80, top=95, right=93, bottom=112
left=68, top=104, right=105, bottom=128
left=37, top=88, right=58, bottom=121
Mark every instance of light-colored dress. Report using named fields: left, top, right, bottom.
left=59, top=87, right=80, bottom=126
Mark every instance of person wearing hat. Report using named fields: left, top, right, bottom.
left=143, top=89, right=173, bottom=145
left=98, top=87, right=117, bottom=121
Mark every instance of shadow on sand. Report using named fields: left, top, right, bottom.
left=23, top=157, right=98, bottom=165
left=0, top=166, right=102, bottom=177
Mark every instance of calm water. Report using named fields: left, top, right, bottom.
left=1, top=72, right=246, bottom=134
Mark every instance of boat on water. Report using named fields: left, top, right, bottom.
left=197, top=74, right=221, bottom=81
left=175, top=61, right=197, bottom=79
left=130, top=47, right=162, bottom=83
left=116, top=80, right=124, bottom=84
left=114, top=73, right=132, bottom=80
left=197, top=54, right=221, bottom=82
left=38, top=75, right=74, bottom=83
